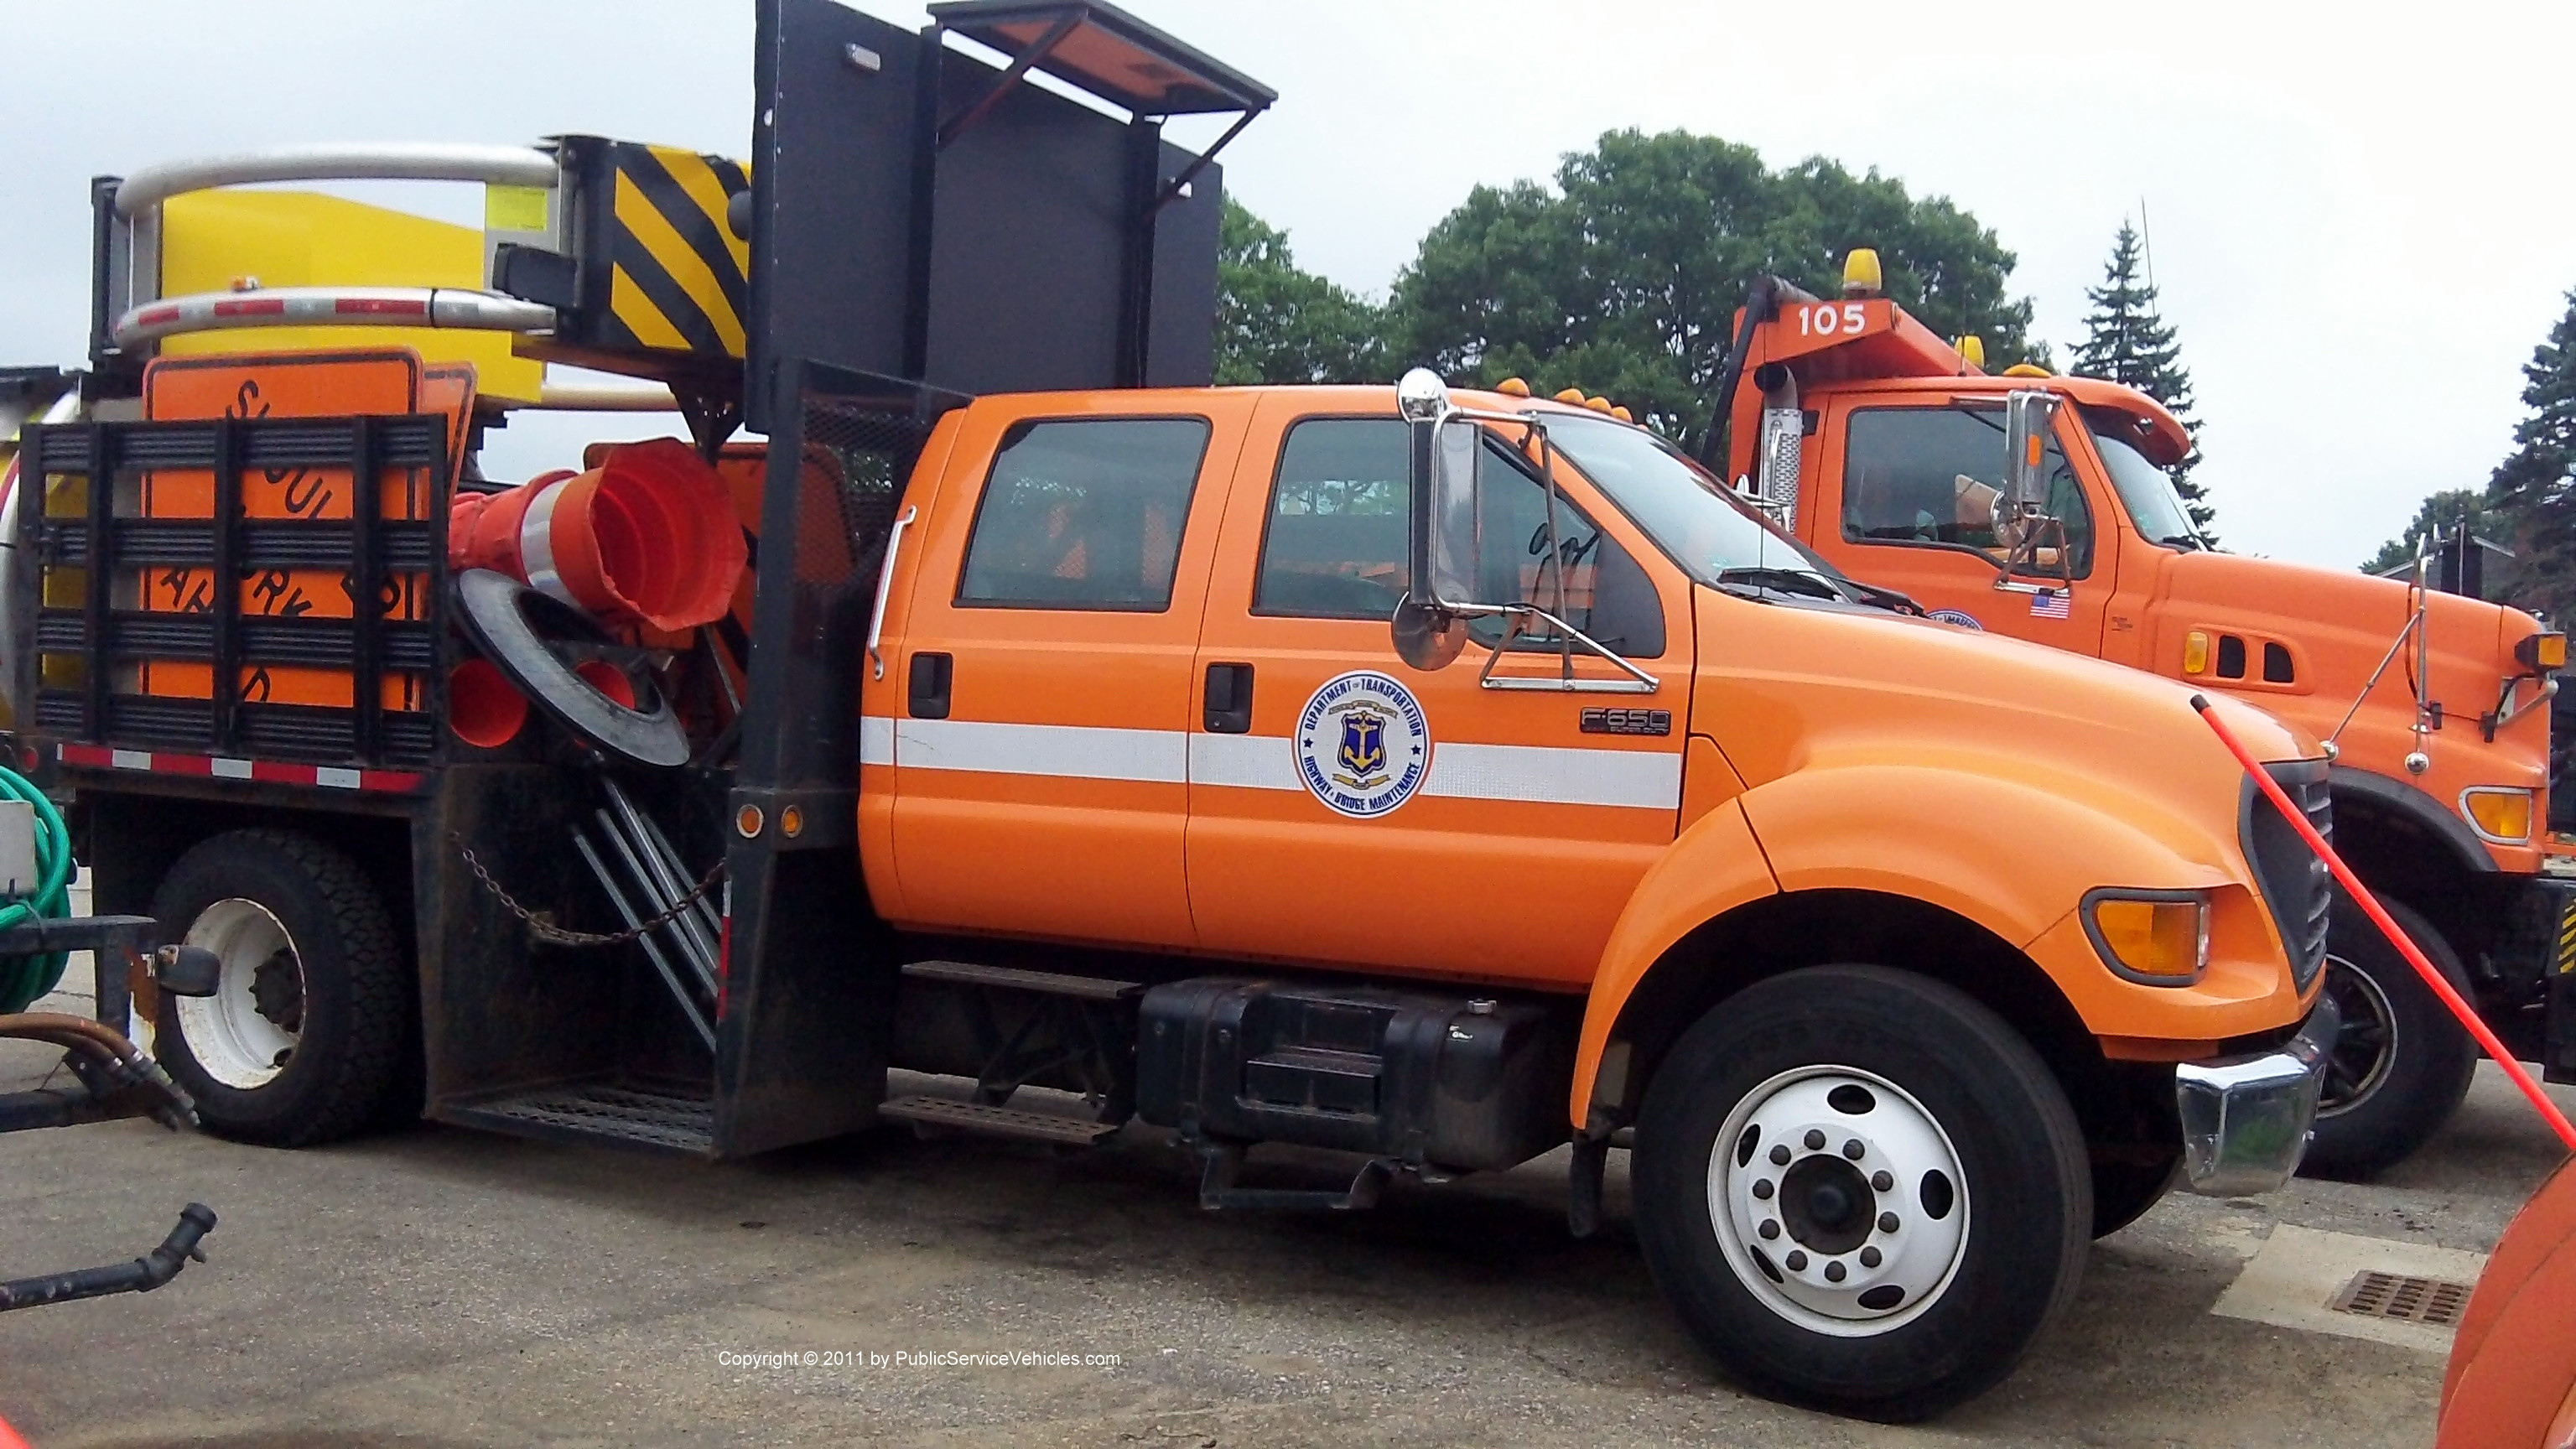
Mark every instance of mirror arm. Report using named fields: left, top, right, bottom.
left=1475, top=604, right=1659, bottom=694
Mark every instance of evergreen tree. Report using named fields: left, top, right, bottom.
left=2361, top=489, right=2499, bottom=575
left=2073, top=222, right=2213, bottom=540
left=2485, top=289, right=2576, bottom=621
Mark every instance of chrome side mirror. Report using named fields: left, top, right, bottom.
left=1394, top=368, right=1471, bottom=670
left=1994, top=388, right=2073, bottom=591
left=2002, top=389, right=2058, bottom=512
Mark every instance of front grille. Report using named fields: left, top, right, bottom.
left=2243, top=761, right=2334, bottom=991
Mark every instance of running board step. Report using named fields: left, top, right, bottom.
left=878, top=1093, right=1123, bottom=1146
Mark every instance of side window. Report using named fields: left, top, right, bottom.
left=1254, top=418, right=1410, bottom=619
left=1467, top=448, right=1665, bottom=657
left=1841, top=407, right=2092, bottom=579
left=957, top=418, right=1211, bottom=610
left=1252, top=418, right=1663, bottom=658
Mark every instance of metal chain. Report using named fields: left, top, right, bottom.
left=449, top=833, right=723, bottom=949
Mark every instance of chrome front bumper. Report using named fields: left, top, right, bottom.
left=2174, top=994, right=2341, bottom=1197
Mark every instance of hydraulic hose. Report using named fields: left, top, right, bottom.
left=0, top=763, right=74, bottom=1015
left=0, top=1203, right=217, bottom=1311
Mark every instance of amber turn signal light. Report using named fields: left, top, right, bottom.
left=2086, top=893, right=2209, bottom=982
left=2182, top=630, right=2210, bottom=675
left=2462, top=787, right=2535, bottom=844
left=2516, top=631, right=2566, bottom=673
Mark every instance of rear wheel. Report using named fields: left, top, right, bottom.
left=2299, top=892, right=2479, bottom=1181
left=148, top=828, right=411, bottom=1147
left=1632, top=965, right=2090, bottom=1422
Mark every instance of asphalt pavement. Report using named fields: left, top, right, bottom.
left=1, top=971, right=2569, bottom=1449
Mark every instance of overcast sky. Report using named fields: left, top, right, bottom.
left=7, top=1, right=2570, bottom=571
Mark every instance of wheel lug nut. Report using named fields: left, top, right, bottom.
left=1871, top=1171, right=1893, bottom=1192
left=1784, top=1250, right=1807, bottom=1271
left=1878, top=1212, right=1900, bottom=1233
left=1860, top=1246, right=1882, bottom=1268
left=1803, top=1129, right=1826, bottom=1150
left=1769, top=1145, right=1791, bottom=1166
left=1824, top=1259, right=1846, bottom=1283
left=1752, top=1179, right=1774, bottom=1200
left=1842, top=1138, right=1865, bottom=1160
left=1758, top=1219, right=1780, bottom=1240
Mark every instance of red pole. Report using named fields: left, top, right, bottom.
left=2192, top=695, right=2576, bottom=1153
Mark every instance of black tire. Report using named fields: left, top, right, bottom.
left=1632, top=965, right=2091, bottom=1422
left=2090, top=1150, right=2182, bottom=1239
left=2298, top=892, right=2479, bottom=1182
left=148, top=828, right=411, bottom=1147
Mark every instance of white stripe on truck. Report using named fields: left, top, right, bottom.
left=865, top=717, right=1680, bottom=811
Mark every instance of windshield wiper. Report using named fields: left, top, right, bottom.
left=1716, top=566, right=1850, bottom=601
left=2157, top=533, right=2205, bottom=550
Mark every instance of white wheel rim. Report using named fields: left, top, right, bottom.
left=172, top=898, right=302, bottom=1089
left=1706, top=1066, right=1971, bottom=1337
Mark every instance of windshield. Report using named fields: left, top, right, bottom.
left=1537, top=411, right=1846, bottom=597
left=2087, top=410, right=2204, bottom=549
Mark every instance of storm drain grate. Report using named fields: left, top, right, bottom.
left=2329, top=1270, right=2472, bottom=1326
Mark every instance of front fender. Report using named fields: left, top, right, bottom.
left=1570, top=761, right=2246, bottom=1126
left=1739, top=762, right=2234, bottom=948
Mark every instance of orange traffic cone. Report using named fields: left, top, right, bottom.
left=449, top=438, right=746, bottom=632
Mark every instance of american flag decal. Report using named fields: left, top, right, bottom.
left=2030, top=588, right=2072, bottom=620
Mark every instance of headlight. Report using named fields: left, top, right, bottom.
left=2084, top=890, right=2210, bottom=984
left=2461, top=787, right=2536, bottom=844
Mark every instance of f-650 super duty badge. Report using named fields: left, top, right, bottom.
left=1296, top=671, right=1429, bottom=818
left=1580, top=708, right=1671, bottom=737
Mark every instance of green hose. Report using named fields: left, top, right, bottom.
left=0, top=765, right=74, bottom=1015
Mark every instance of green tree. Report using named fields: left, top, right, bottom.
left=2360, top=489, right=2500, bottom=575
left=2485, top=289, right=2576, bottom=621
left=2072, top=221, right=2212, bottom=540
left=1388, top=129, right=2043, bottom=446
left=1214, top=200, right=1390, bottom=386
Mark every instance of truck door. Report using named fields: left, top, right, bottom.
left=1183, top=397, right=1694, bottom=988
left=1816, top=396, right=2115, bottom=652
left=881, top=399, right=1246, bottom=949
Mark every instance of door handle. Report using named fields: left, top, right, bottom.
left=1204, top=662, right=1253, bottom=734
left=908, top=651, right=953, bottom=719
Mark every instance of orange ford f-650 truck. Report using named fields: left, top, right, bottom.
left=1705, top=255, right=2575, bottom=1178
left=21, top=0, right=2332, bottom=1422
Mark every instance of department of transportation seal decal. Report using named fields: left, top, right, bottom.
left=1926, top=608, right=1984, bottom=631
left=1295, top=671, right=1430, bottom=818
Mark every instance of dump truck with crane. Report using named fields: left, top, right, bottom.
left=1704, top=251, right=2575, bottom=1177
left=13, top=0, right=2334, bottom=1420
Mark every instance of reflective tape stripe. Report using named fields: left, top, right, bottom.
left=894, top=719, right=1186, bottom=784
left=880, top=719, right=1679, bottom=809
left=1187, top=732, right=1299, bottom=792
left=518, top=475, right=575, bottom=605
left=56, top=744, right=421, bottom=792
left=1424, top=741, right=1680, bottom=810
